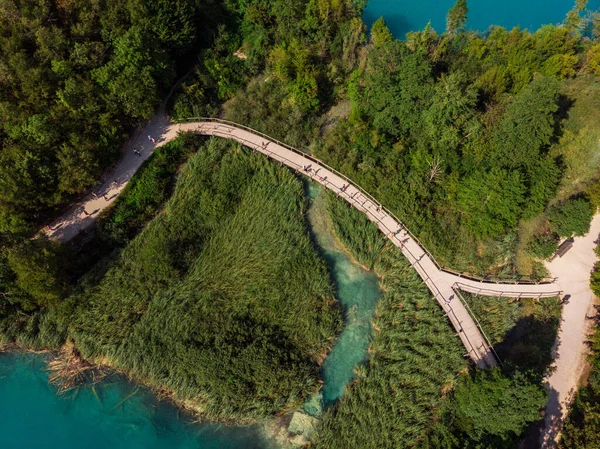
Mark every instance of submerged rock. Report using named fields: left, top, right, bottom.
left=302, top=391, right=323, bottom=417
left=287, top=411, right=319, bottom=444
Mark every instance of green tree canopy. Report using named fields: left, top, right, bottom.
left=354, top=41, right=433, bottom=138
left=547, top=197, right=594, bottom=238
left=446, top=0, right=468, bottom=34
left=6, top=239, right=69, bottom=307
left=371, top=17, right=394, bottom=48
left=0, top=0, right=209, bottom=232
left=452, top=369, right=547, bottom=443
left=456, top=168, right=525, bottom=238
left=491, top=75, right=560, bottom=170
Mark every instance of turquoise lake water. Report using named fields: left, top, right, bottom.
left=0, top=352, right=272, bottom=449
left=364, top=0, right=600, bottom=38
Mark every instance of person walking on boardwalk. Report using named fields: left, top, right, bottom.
left=390, top=227, right=402, bottom=238
left=340, top=184, right=346, bottom=192
left=133, top=148, right=141, bottom=157
left=92, top=192, right=98, bottom=199
left=148, top=135, right=156, bottom=145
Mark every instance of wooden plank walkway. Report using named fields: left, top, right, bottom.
left=183, top=121, right=525, bottom=368
left=45, top=117, right=566, bottom=368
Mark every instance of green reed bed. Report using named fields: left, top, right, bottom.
left=62, top=138, right=341, bottom=422
left=312, top=191, right=551, bottom=448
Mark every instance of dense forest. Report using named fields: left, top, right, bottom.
left=312, top=17, right=600, bottom=277
left=1, top=0, right=600, bottom=447
left=0, top=0, right=226, bottom=233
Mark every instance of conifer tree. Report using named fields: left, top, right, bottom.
left=446, top=0, right=468, bottom=34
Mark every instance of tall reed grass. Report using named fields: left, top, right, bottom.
left=63, top=138, right=341, bottom=422
left=312, top=191, right=467, bottom=448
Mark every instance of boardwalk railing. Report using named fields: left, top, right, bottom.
left=453, top=282, right=563, bottom=299
left=178, top=117, right=557, bottom=287
left=453, top=289, right=503, bottom=365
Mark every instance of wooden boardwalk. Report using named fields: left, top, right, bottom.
left=45, top=118, right=565, bottom=368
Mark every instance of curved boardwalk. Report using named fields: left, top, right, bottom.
left=45, top=118, right=565, bottom=368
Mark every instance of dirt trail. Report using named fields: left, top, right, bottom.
left=44, top=112, right=176, bottom=241
left=540, top=214, right=600, bottom=448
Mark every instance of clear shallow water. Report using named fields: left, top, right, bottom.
left=306, top=184, right=382, bottom=407
left=0, top=352, right=272, bottom=449
left=364, top=0, right=600, bottom=38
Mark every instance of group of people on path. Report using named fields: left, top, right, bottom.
left=80, top=135, right=157, bottom=217
left=133, top=135, right=156, bottom=157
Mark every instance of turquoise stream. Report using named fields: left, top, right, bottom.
left=364, top=0, right=600, bottom=39
left=306, top=183, right=382, bottom=408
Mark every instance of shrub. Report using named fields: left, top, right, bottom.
left=527, top=233, right=559, bottom=259
left=547, top=197, right=594, bottom=238
left=591, top=265, right=600, bottom=297
left=450, top=369, right=547, bottom=444
left=585, top=178, right=600, bottom=211
left=586, top=44, right=600, bottom=76
left=6, top=239, right=70, bottom=307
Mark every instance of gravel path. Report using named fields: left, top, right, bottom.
left=540, top=214, right=600, bottom=448
left=45, top=112, right=173, bottom=241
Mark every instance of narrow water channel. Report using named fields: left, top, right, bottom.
left=305, top=183, right=382, bottom=409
